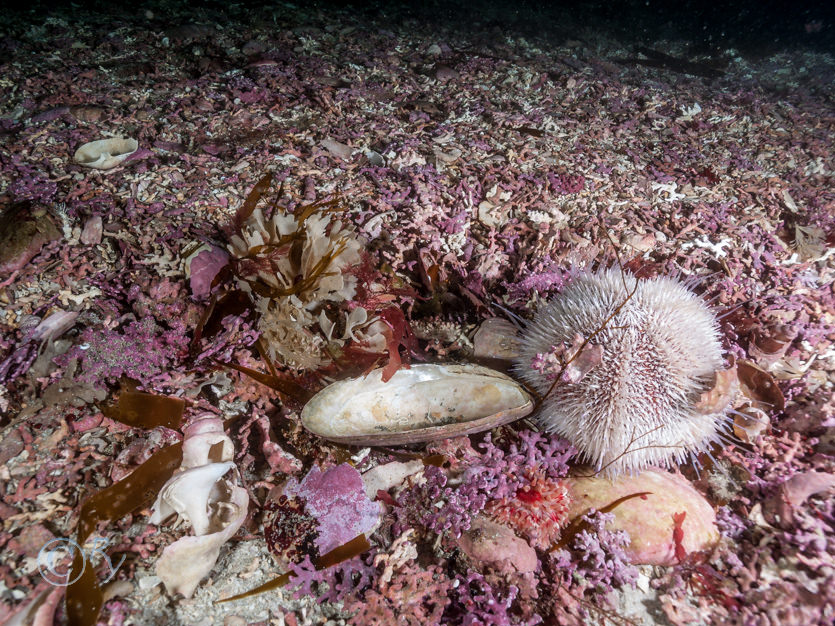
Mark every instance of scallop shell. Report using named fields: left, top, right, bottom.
left=73, top=138, right=139, bottom=170
left=301, top=363, right=533, bottom=445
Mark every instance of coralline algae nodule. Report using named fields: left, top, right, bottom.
left=516, top=268, right=732, bottom=476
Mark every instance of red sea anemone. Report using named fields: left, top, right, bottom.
left=484, top=470, right=570, bottom=550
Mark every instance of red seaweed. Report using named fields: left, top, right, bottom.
left=672, top=511, right=687, bottom=563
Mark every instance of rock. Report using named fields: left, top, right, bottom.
left=80, top=215, right=103, bottom=245
left=0, top=428, right=25, bottom=465
left=70, top=105, right=106, bottom=122
left=457, top=516, right=538, bottom=574
left=320, top=138, right=354, bottom=160
left=565, top=468, right=719, bottom=566
left=8, top=523, right=54, bottom=558
left=0, top=202, right=61, bottom=276
left=434, top=64, right=459, bottom=81
left=473, top=318, right=522, bottom=360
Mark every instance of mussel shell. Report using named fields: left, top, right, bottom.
left=301, top=363, right=533, bottom=445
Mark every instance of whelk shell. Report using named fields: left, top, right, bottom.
left=301, top=363, right=533, bottom=445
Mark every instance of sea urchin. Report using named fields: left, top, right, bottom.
left=515, top=268, right=731, bottom=476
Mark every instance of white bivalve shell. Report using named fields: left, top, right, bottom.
left=73, top=137, right=139, bottom=170
left=301, top=363, right=533, bottom=445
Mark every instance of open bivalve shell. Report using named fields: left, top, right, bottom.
left=73, top=137, right=139, bottom=170
left=301, top=363, right=533, bottom=445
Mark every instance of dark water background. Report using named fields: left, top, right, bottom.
left=9, top=0, right=835, bottom=58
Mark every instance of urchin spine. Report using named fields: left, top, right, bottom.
left=515, top=269, right=731, bottom=476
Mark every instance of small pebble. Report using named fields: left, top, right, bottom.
left=80, top=215, right=103, bottom=245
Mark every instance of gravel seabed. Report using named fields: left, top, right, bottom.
left=1, top=1, right=833, bottom=624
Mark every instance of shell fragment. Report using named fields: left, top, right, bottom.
left=73, top=138, right=139, bottom=170
left=301, top=363, right=533, bottom=445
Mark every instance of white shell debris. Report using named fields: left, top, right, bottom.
left=73, top=137, right=139, bottom=169
left=301, top=363, right=533, bottom=445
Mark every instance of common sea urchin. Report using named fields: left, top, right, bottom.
left=516, top=268, right=731, bottom=476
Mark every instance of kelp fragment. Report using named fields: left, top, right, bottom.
left=190, top=289, right=251, bottom=357
left=315, top=533, right=371, bottom=568
left=255, top=336, right=279, bottom=378
left=67, top=442, right=183, bottom=625
left=737, top=360, right=785, bottom=412
left=100, top=390, right=185, bottom=430
left=215, top=358, right=313, bottom=404
left=217, top=534, right=371, bottom=603
left=515, top=126, right=545, bottom=138
left=422, top=454, right=447, bottom=468
left=75, top=441, right=184, bottom=544
left=233, top=172, right=273, bottom=232
left=67, top=551, right=100, bottom=626
left=291, top=196, right=345, bottom=226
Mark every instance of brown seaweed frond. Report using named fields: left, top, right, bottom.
left=233, top=172, right=273, bottom=233
left=214, top=358, right=314, bottom=405
left=67, top=442, right=184, bottom=625
left=245, top=237, right=349, bottom=301
left=216, top=534, right=371, bottom=604
left=229, top=181, right=356, bottom=304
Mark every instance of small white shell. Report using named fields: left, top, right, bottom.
left=73, top=138, right=139, bottom=170
left=301, top=363, right=533, bottom=445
